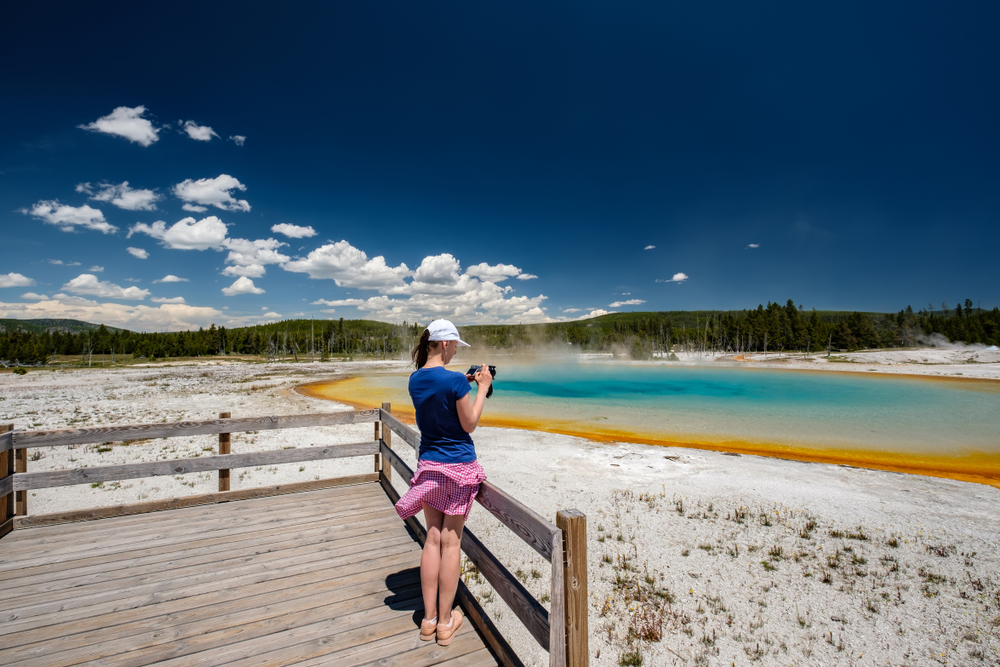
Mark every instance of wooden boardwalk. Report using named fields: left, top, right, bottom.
left=0, top=482, right=500, bottom=667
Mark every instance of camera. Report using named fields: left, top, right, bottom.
left=466, top=365, right=497, bottom=398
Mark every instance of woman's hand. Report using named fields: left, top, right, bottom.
left=457, top=361, right=491, bottom=433
left=473, top=362, right=493, bottom=392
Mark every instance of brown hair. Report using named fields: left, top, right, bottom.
left=411, top=329, right=440, bottom=369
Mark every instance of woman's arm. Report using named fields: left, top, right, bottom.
left=456, top=364, right=493, bottom=433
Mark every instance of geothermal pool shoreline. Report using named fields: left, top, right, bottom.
left=295, top=376, right=1000, bottom=490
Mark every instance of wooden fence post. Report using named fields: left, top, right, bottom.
left=218, top=412, right=231, bottom=492
left=374, top=421, right=381, bottom=472
left=1, top=424, right=13, bottom=538
left=380, top=403, right=392, bottom=483
left=557, top=509, right=589, bottom=666
left=15, top=447, right=27, bottom=516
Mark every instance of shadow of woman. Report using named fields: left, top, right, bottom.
left=384, top=566, right=424, bottom=627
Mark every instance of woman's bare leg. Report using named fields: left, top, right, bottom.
left=420, top=504, right=445, bottom=621
left=437, top=513, right=466, bottom=622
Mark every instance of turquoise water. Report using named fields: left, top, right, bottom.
left=474, top=362, right=1000, bottom=454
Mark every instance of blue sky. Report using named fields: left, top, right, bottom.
left=2, top=2, right=998, bottom=332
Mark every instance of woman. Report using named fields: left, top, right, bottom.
left=394, top=319, right=492, bottom=646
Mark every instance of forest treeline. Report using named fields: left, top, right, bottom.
left=1, top=299, right=998, bottom=366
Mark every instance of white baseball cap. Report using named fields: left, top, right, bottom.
left=427, top=319, right=470, bottom=347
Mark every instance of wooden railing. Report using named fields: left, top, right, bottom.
left=0, top=406, right=588, bottom=667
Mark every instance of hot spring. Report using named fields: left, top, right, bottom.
left=299, top=360, right=1000, bottom=488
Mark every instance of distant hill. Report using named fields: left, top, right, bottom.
left=0, top=318, right=124, bottom=334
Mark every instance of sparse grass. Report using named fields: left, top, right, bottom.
left=619, top=649, right=643, bottom=666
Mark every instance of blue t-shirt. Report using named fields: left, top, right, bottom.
left=408, top=366, right=476, bottom=463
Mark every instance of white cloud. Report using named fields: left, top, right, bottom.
left=78, top=105, right=159, bottom=147
left=517, top=273, right=538, bottom=280
left=125, top=278, right=141, bottom=282
left=579, top=309, right=610, bottom=319
left=229, top=135, right=246, bottom=146
left=465, top=262, right=523, bottom=282
left=222, top=277, right=264, bottom=296
left=283, top=241, right=553, bottom=324
left=182, top=203, right=208, bottom=213
left=48, top=260, right=81, bottom=266
left=21, top=293, right=49, bottom=300
left=22, top=201, right=117, bottom=234
left=128, top=216, right=228, bottom=251
left=222, top=264, right=266, bottom=278
left=154, top=275, right=188, bottom=283
left=0, top=297, right=223, bottom=332
left=262, top=311, right=281, bottom=318
left=127, top=247, right=149, bottom=259
left=271, top=223, right=317, bottom=238
left=644, top=245, right=656, bottom=250
left=151, top=296, right=186, bottom=304
left=415, top=254, right=462, bottom=285
left=312, top=298, right=366, bottom=307
left=282, top=241, right=411, bottom=290
left=173, top=175, right=250, bottom=212
left=562, top=308, right=581, bottom=313
left=221, top=238, right=289, bottom=278
left=89, top=265, right=104, bottom=272
left=79, top=181, right=161, bottom=211
left=180, top=120, right=219, bottom=141
left=656, top=273, right=689, bottom=284
left=62, top=274, right=151, bottom=300
left=746, top=243, right=760, bottom=249
left=609, top=299, right=646, bottom=307
left=0, top=273, right=35, bottom=288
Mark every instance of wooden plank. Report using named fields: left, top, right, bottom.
left=12, top=409, right=379, bottom=449
left=0, top=473, right=12, bottom=498
left=477, top=481, right=557, bottom=562
left=1, top=490, right=389, bottom=567
left=2, top=546, right=418, bottom=639
left=13, top=441, right=378, bottom=491
left=12, top=473, right=378, bottom=529
left=3, top=510, right=402, bottom=599
left=556, top=510, right=588, bottom=667
left=1, top=493, right=391, bottom=569
left=218, top=411, right=231, bottom=492
left=0, top=517, right=11, bottom=540
left=1, top=484, right=385, bottom=561
left=381, top=402, right=394, bottom=483
left=2, top=537, right=419, bottom=626
left=3, top=560, right=419, bottom=654
left=90, top=586, right=426, bottom=667
left=373, top=421, right=381, bottom=473
left=2, top=551, right=424, bottom=666
left=296, top=622, right=487, bottom=667
left=2, top=503, right=399, bottom=597
left=461, top=525, right=551, bottom=651
left=380, top=407, right=419, bottom=451
left=31, top=582, right=426, bottom=667
left=9, top=479, right=380, bottom=538
left=548, top=528, right=566, bottom=667
left=0, top=429, right=12, bottom=454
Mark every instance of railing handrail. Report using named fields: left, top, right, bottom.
left=12, top=409, right=380, bottom=449
left=13, top=441, right=378, bottom=491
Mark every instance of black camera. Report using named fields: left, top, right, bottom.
left=466, top=365, right=497, bottom=398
